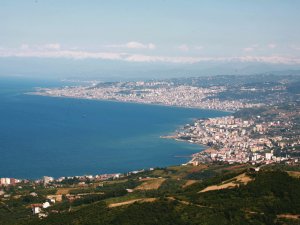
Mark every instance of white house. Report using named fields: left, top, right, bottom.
left=43, top=202, right=51, bottom=209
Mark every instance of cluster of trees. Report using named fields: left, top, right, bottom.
left=182, top=171, right=300, bottom=224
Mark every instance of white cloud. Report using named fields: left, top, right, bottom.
left=106, top=41, right=156, bottom=50
left=0, top=46, right=300, bottom=65
left=243, top=44, right=260, bottom=52
left=230, top=55, right=300, bottom=64
left=290, top=45, right=300, bottom=51
left=16, top=50, right=123, bottom=60
left=148, top=43, right=156, bottom=50
left=124, top=54, right=300, bottom=64
left=243, top=47, right=254, bottom=52
left=20, top=44, right=29, bottom=50
left=124, top=54, right=206, bottom=63
left=44, top=43, right=61, bottom=50
left=195, top=46, right=204, bottom=50
left=177, top=44, right=189, bottom=52
left=126, top=41, right=155, bottom=49
left=20, top=43, right=61, bottom=51
left=267, top=43, right=277, bottom=49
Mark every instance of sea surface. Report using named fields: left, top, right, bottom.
left=0, top=77, right=229, bottom=179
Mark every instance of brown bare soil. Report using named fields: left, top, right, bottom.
left=277, top=214, right=300, bottom=220
left=182, top=180, right=197, bottom=188
left=108, top=198, right=157, bottom=208
left=287, top=171, right=300, bottom=178
left=199, top=173, right=252, bottom=193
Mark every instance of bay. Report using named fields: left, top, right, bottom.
left=0, top=77, right=228, bottom=179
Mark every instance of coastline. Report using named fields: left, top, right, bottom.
left=27, top=91, right=234, bottom=114
left=161, top=134, right=212, bottom=164
left=28, top=91, right=231, bottom=168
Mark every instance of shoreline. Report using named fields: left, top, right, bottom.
left=27, top=91, right=234, bottom=114
left=161, top=135, right=212, bottom=164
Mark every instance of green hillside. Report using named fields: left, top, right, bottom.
left=1, top=164, right=299, bottom=225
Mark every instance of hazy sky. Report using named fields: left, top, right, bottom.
left=1, top=0, right=300, bottom=65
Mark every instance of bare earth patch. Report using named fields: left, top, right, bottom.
left=277, top=214, right=300, bottom=220
left=287, top=171, right=300, bottom=178
left=135, top=178, right=166, bottom=190
left=182, top=180, right=198, bottom=188
left=199, top=173, right=252, bottom=193
left=166, top=197, right=212, bottom=208
left=108, top=198, right=157, bottom=208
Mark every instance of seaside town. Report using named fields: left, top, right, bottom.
left=32, top=75, right=299, bottom=112
left=33, top=80, right=261, bottom=112
left=172, top=103, right=300, bottom=166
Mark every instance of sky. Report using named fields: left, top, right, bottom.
left=1, top=0, right=300, bottom=78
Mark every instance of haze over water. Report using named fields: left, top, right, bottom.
left=0, top=77, right=228, bottom=179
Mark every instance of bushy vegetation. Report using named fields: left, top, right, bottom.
left=0, top=168, right=294, bottom=225
left=0, top=165, right=300, bottom=225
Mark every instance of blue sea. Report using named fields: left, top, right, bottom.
left=0, top=77, right=228, bottom=179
